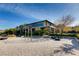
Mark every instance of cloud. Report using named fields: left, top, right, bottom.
left=0, top=3, right=79, bottom=27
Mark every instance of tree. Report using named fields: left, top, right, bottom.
left=4, top=28, right=16, bottom=35
left=55, top=15, right=74, bottom=35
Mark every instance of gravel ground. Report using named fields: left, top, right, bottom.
left=0, top=37, right=79, bottom=56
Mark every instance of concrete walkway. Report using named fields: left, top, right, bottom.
left=0, top=37, right=79, bottom=56
left=55, top=38, right=79, bottom=56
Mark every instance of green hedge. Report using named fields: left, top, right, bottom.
left=50, top=33, right=77, bottom=37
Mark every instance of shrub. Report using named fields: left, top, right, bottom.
left=50, top=33, right=76, bottom=37
left=76, top=34, right=79, bottom=39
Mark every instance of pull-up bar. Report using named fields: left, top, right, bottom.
left=24, top=25, right=32, bottom=41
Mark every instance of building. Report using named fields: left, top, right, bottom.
left=26, top=20, right=55, bottom=33
left=16, top=20, right=56, bottom=36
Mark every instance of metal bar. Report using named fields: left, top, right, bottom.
left=28, top=26, right=29, bottom=40
left=31, top=27, right=32, bottom=41
left=25, top=28, right=26, bottom=40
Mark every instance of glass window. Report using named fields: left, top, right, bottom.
left=31, top=22, right=44, bottom=27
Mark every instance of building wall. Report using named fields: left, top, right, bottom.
left=44, top=20, right=52, bottom=26
left=30, top=20, right=55, bottom=34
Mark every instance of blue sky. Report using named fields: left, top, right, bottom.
left=0, top=3, right=79, bottom=30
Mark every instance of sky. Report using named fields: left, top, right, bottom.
left=0, top=3, right=79, bottom=30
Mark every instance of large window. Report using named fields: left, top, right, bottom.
left=31, top=22, right=44, bottom=27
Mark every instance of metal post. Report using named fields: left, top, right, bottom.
left=18, top=28, right=21, bottom=37
left=31, top=27, right=32, bottom=41
left=25, top=28, right=26, bottom=40
left=20, top=29, right=21, bottom=37
left=54, top=28, right=55, bottom=34
left=28, top=26, right=29, bottom=40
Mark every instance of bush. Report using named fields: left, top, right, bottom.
left=50, top=33, right=76, bottom=37
left=32, top=29, right=49, bottom=36
left=32, top=31, right=39, bottom=36
left=76, top=34, right=79, bottom=39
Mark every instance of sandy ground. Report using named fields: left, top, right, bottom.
left=0, top=37, right=79, bottom=56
